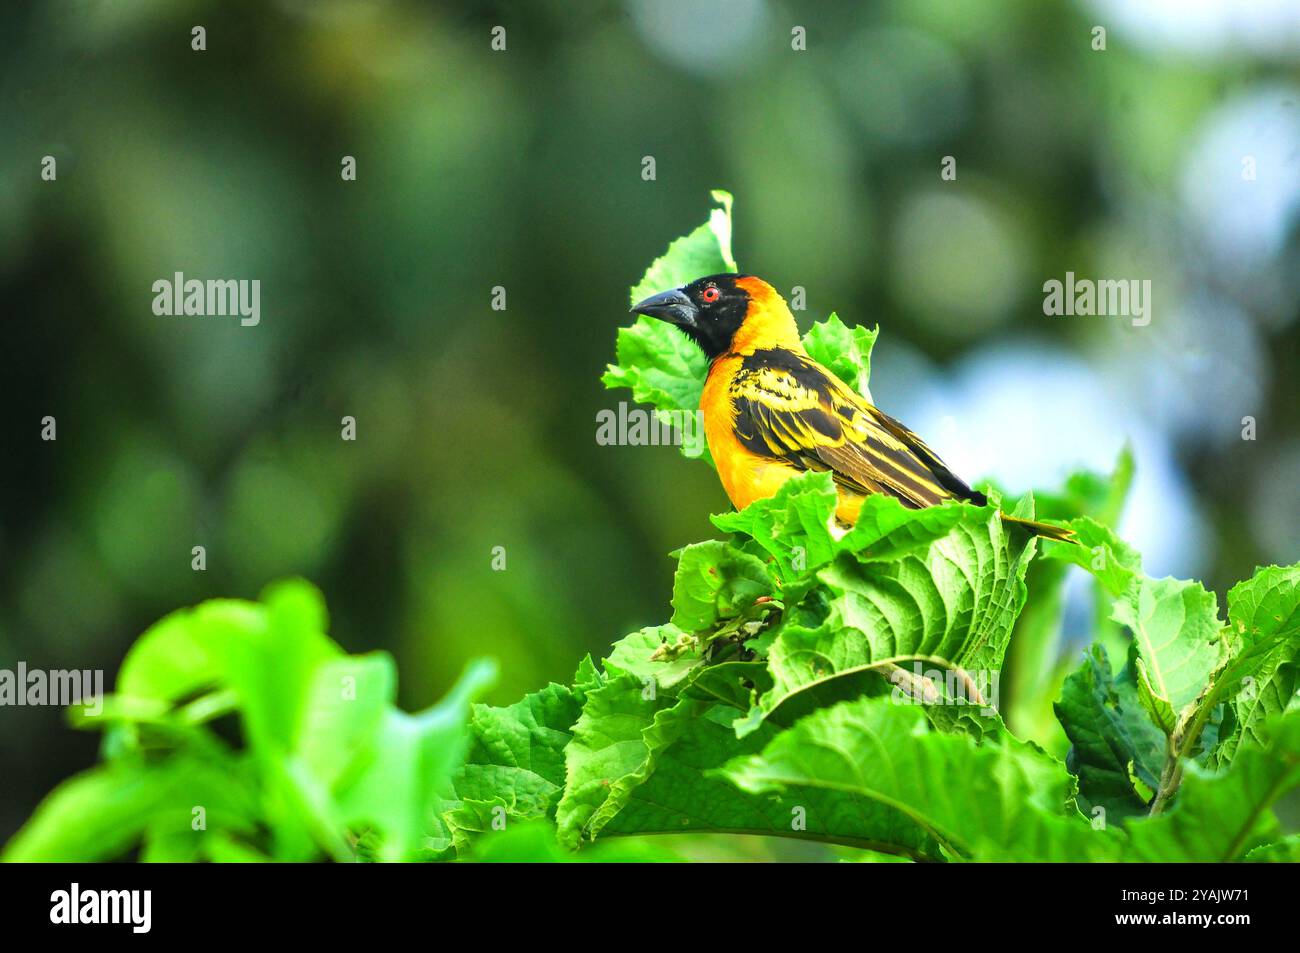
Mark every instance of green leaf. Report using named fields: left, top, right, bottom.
left=201, top=833, right=272, bottom=863
left=224, top=579, right=341, bottom=758
left=554, top=669, right=925, bottom=856
left=1112, top=576, right=1223, bottom=736
left=718, top=696, right=1117, bottom=861
left=1003, top=452, right=1138, bottom=747
left=571, top=654, right=601, bottom=688
left=1002, top=552, right=1073, bottom=746
left=456, top=681, right=592, bottom=812
left=115, top=600, right=263, bottom=704
left=679, top=659, right=772, bottom=711
left=440, top=666, right=601, bottom=852
left=1245, top=834, right=1300, bottom=862
left=1054, top=643, right=1165, bottom=821
left=742, top=507, right=1037, bottom=734
left=710, top=471, right=841, bottom=583
left=96, top=582, right=340, bottom=768
left=603, top=190, right=736, bottom=460
left=554, top=675, right=684, bottom=848
left=1125, top=709, right=1300, bottom=861
left=1023, top=448, right=1137, bottom=717
left=801, top=313, right=878, bottom=401
left=838, top=496, right=980, bottom=563
left=669, top=540, right=772, bottom=633
left=1210, top=564, right=1300, bottom=764
left=711, top=471, right=969, bottom=589
left=1039, top=516, right=1142, bottom=598
left=297, top=653, right=397, bottom=789
left=555, top=671, right=940, bottom=858
left=601, top=321, right=708, bottom=435
left=332, top=659, right=497, bottom=861
left=2, top=756, right=259, bottom=862
left=605, top=624, right=705, bottom=690
left=597, top=701, right=940, bottom=859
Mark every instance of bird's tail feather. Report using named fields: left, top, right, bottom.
left=1002, top=514, right=1076, bottom=542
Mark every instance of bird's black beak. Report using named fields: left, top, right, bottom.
left=630, top=288, right=698, bottom=328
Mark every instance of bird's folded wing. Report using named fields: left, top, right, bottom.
left=730, top=352, right=985, bottom=509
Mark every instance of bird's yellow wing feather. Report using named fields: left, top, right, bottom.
left=728, top=348, right=986, bottom=510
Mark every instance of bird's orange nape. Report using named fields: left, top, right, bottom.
left=726, top=277, right=801, bottom=356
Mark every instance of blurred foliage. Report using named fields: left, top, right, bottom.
left=2, top=0, right=1298, bottom=859
left=4, top=579, right=499, bottom=862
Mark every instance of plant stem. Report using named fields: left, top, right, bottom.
left=1148, top=698, right=1217, bottom=815
left=1148, top=743, right=1183, bottom=815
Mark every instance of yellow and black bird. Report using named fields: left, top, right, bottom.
left=630, top=274, right=1072, bottom=540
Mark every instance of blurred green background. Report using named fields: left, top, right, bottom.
left=2, top=0, right=1298, bottom=856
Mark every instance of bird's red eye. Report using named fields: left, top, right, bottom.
left=701, top=286, right=720, bottom=303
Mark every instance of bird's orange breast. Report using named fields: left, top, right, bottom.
left=702, top=355, right=778, bottom=510
left=702, top=355, right=865, bottom=523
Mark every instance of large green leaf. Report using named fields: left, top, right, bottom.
left=597, top=702, right=940, bottom=859
left=455, top=679, right=595, bottom=812
left=718, top=696, right=1117, bottom=861
left=1041, top=514, right=1227, bottom=744
left=114, top=600, right=261, bottom=703
left=710, top=471, right=842, bottom=584
left=739, top=506, right=1036, bottom=734
left=554, top=671, right=939, bottom=858
left=223, top=579, right=341, bottom=758
left=296, top=653, right=396, bottom=790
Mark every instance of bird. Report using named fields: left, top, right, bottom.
left=629, top=273, right=1073, bottom=541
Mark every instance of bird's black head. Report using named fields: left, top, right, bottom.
left=630, top=273, right=754, bottom=360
